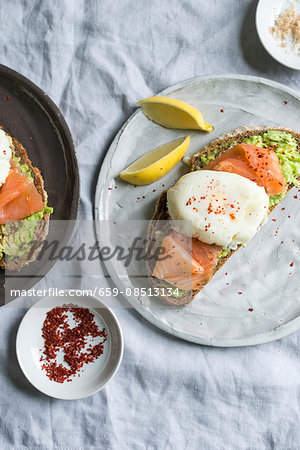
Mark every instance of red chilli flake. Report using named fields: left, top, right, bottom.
left=290, top=262, right=294, bottom=267
left=220, top=109, right=224, bottom=113
left=6, top=96, right=10, bottom=101
left=40, top=304, right=107, bottom=383
left=284, top=101, right=288, bottom=105
left=248, top=308, right=253, bottom=312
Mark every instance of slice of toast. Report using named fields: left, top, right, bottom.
left=146, top=126, right=300, bottom=306
left=0, top=133, right=51, bottom=271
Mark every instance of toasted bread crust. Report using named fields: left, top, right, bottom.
left=146, top=126, right=300, bottom=306
left=0, top=134, right=50, bottom=271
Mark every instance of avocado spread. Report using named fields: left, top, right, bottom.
left=197, top=140, right=237, bottom=168
left=158, top=280, right=185, bottom=298
left=157, top=131, right=300, bottom=296
left=0, top=158, right=53, bottom=259
left=218, top=247, right=231, bottom=259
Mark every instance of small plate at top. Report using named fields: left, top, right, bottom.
left=256, top=0, right=300, bottom=70
left=16, top=293, right=123, bottom=400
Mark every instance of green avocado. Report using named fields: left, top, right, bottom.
left=158, top=280, right=186, bottom=298
left=12, top=156, right=34, bottom=182
left=0, top=158, right=53, bottom=259
left=218, top=247, right=231, bottom=259
left=197, top=140, right=238, bottom=169
left=0, top=206, right=53, bottom=259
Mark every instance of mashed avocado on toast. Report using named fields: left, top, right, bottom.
left=0, top=205, right=53, bottom=260
left=0, top=130, right=53, bottom=270
left=147, top=127, right=300, bottom=306
left=0, top=156, right=53, bottom=259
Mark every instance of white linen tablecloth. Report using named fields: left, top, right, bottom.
left=1, top=0, right=300, bottom=448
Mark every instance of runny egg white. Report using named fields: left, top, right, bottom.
left=167, top=170, right=269, bottom=249
left=0, top=129, right=12, bottom=186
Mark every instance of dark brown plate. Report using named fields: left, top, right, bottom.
left=0, top=64, right=80, bottom=304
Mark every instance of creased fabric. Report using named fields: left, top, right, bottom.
left=0, top=0, right=299, bottom=448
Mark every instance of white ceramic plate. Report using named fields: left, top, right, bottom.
left=95, top=74, right=300, bottom=347
left=16, top=293, right=123, bottom=400
left=256, top=0, right=300, bottom=70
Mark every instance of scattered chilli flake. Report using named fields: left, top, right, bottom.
left=290, top=262, right=294, bottom=267
left=272, top=219, right=276, bottom=222
left=40, top=304, right=107, bottom=384
left=248, top=308, right=253, bottom=312
left=220, top=109, right=224, bottom=113
left=238, top=292, right=243, bottom=295
left=284, top=101, right=288, bottom=105
left=204, top=223, right=211, bottom=231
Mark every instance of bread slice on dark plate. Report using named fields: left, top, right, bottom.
left=0, top=131, right=52, bottom=271
left=146, top=126, right=300, bottom=306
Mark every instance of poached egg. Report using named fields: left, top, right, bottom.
left=167, top=170, right=269, bottom=249
left=0, top=129, right=11, bottom=186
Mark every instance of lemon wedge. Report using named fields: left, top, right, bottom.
left=120, top=136, right=190, bottom=185
left=137, top=96, right=213, bottom=132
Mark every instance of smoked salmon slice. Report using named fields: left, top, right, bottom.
left=152, top=231, right=204, bottom=279
left=206, top=143, right=286, bottom=196
left=0, top=162, right=44, bottom=224
left=0, top=172, right=29, bottom=209
left=152, top=230, right=220, bottom=291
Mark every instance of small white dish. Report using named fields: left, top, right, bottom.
left=16, top=293, right=123, bottom=400
left=256, top=0, right=300, bottom=70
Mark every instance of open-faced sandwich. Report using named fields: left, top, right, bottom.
left=0, top=128, right=52, bottom=270
left=146, top=126, right=300, bottom=306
